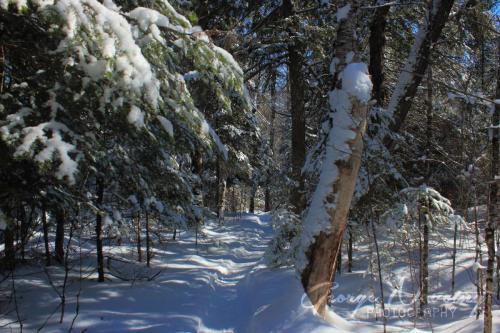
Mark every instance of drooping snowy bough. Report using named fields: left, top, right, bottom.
left=0, top=0, right=250, bottom=214
left=297, top=3, right=372, bottom=317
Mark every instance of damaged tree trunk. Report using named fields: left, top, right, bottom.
left=300, top=3, right=371, bottom=317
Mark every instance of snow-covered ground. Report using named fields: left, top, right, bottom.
left=0, top=213, right=498, bottom=332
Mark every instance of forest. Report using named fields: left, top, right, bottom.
left=0, top=0, right=499, bottom=332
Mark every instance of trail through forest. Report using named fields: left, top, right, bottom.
left=2, top=212, right=499, bottom=333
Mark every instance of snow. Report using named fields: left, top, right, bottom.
left=0, top=0, right=27, bottom=10
left=53, top=0, right=162, bottom=108
left=204, top=120, right=229, bottom=160
left=336, top=4, right=351, bottom=22
left=213, top=46, right=244, bottom=76
left=157, top=115, right=174, bottom=137
left=329, top=57, right=340, bottom=75
left=472, top=261, right=485, bottom=271
left=1, top=0, right=249, bottom=186
left=127, top=105, right=145, bottom=128
left=297, top=58, right=372, bottom=271
left=387, top=25, right=426, bottom=116
left=340, top=63, right=373, bottom=103
left=34, top=131, right=79, bottom=184
left=184, top=70, right=201, bottom=81
left=9, top=120, right=79, bottom=184
left=345, top=51, right=355, bottom=64
left=2, top=213, right=498, bottom=333
left=0, top=214, right=275, bottom=332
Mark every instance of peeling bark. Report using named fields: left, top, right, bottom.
left=300, top=3, right=370, bottom=316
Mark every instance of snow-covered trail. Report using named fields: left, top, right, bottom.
left=2, top=213, right=500, bottom=333
left=1, top=213, right=284, bottom=332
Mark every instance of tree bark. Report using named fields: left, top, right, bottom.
left=95, top=177, right=105, bottom=282
left=265, top=73, right=277, bottom=212
left=283, top=0, right=306, bottom=214
left=419, top=66, right=432, bottom=314
left=42, top=207, right=51, bottom=267
left=420, top=210, right=429, bottom=315
left=146, top=210, right=151, bottom=267
left=451, top=218, right=458, bottom=294
left=216, top=158, right=227, bottom=222
left=249, top=185, right=256, bottom=213
left=136, top=212, right=142, bottom=262
left=347, top=228, right=353, bottom=273
left=55, top=209, right=65, bottom=264
left=4, top=223, right=15, bottom=270
left=368, top=4, right=390, bottom=106
left=300, top=3, right=370, bottom=316
left=483, top=37, right=499, bottom=333
left=18, top=205, right=27, bottom=261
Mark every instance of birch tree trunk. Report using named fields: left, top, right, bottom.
left=299, top=3, right=372, bottom=317
left=385, top=0, right=454, bottom=139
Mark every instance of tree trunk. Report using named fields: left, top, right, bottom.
left=231, top=186, right=237, bottom=213
left=483, top=37, right=499, bottom=333
left=336, top=243, right=342, bottom=275
left=264, top=188, right=271, bottom=212
left=249, top=185, right=256, bottom=213
left=95, top=177, right=105, bottom=282
left=193, top=149, right=204, bottom=235
left=283, top=0, right=306, bottom=214
left=4, top=223, right=15, bottom=270
left=42, top=207, right=51, bottom=267
left=451, top=219, right=458, bottom=294
left=146, top=210, right=151, bottom=267
left=299, top=3, right=370, bottom=316
left=474, top=201, right=483, bottom=318
left=420, top=66, right=432, bottom=314
left=368, top=4, right=390, bottom=106
left=420, top=210, right=429, bottom=315
left=347, top=228, right=353, bottom=273
left=265, top=72, right=277, bottom=212
left=216, top=159, right=227, bottom=222
left=496, top=228, right=500, bottom=300
left=136, top=212, right=142, bottom=262
left=371, top=217, right=387, bottom=332
left=19, top=205, right=27, bottom=261
left=55, top=209, right=65, bottom=264
left=386, top=0, right=454, bottom=139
